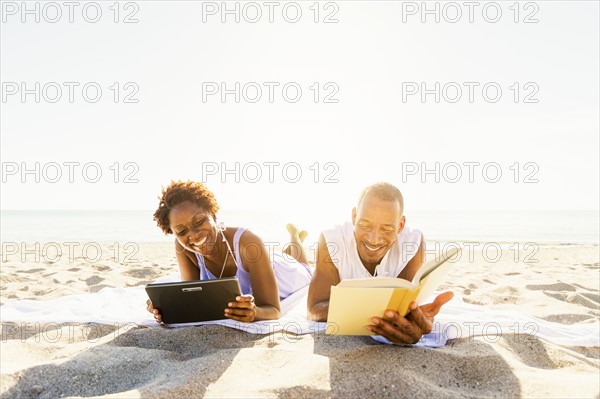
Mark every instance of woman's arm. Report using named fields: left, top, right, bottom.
left=229, top=230, right=281, bottom=322
left=307, top=233, right=341, bottom=321
left=146, top=239, right=200, bottom=323
left=175, top=239, right=200, bottom=280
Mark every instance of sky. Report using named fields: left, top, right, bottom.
left=1, top=0, right=599, bottom=224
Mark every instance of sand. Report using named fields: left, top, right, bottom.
left=1, top=241, right=599, bottom=398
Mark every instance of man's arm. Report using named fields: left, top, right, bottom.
left=307, top=233, right=341, bottom=321
left=397, top=235, right=426, bottom=281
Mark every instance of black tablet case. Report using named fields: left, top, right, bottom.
left=145, top=277, right=242, bottom=324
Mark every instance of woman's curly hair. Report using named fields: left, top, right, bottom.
left=153, top=180, right=220, bottom=235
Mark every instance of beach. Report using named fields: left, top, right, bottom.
left=3, top=0, right=599, bottom=396
left=1, top=241, right=599, bottom=398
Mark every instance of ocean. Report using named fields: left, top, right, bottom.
left=1, top=210, right=598, bottom=246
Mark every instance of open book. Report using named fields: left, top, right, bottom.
left=327, top=246, right=461, bottom=335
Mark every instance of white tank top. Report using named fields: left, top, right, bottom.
left=322, top=222, right=422, bottom=280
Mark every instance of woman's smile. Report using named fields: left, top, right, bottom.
left=189, top=235, right=208, bottom=251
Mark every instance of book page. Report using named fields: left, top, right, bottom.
left=412, top=246, right=461, bottom=284
left=387, top=288, right=409, bottom=315
left=327, top=286, right=398, bottom=335
left=396, top=287, right=421, bottom=317
left=414, top=260, right=454, bottom=305
left=336, top=277, right=414, bottom=289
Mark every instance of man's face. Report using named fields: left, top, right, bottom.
left=352, top=194, right=405, bottom=266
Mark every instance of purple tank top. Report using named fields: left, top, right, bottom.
left=194, top=227, right=312, bottom=299
left=195, top=227, right=252, bottom=295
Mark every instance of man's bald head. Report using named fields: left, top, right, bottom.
left=357, top=182, right=404, bottom=215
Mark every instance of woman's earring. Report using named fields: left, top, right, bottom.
left=216, top=222, right=227, bottom=243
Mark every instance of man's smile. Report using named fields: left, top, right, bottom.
left=363, top=242, right=385, bottom=253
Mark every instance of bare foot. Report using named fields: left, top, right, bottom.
left=285, top=223, right=309, bottom=264
left=286, top=223, right=308, bottom=243
left=299, top=230, right=308, bottom=242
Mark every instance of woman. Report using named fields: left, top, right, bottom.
left=146, top=180, right=312, bottom=323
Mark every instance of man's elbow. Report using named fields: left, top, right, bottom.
left=307, top=301, right=328, bottom=322
left=307, top=308, right=322, bottom=322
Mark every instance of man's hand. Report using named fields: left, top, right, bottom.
left=366, top=291, right=454, bottom=345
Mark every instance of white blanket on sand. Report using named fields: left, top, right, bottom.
left=1, top=276, right=598, bottom=348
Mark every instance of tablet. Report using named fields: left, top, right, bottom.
left=145, top=277, right=242, bottom=324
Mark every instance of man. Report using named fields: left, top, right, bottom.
left=306, top=182, right=453, bottom=345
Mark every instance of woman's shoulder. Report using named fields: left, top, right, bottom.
left=232, top=227, right=270, bottom=266
left=234, top=227, right=264, bottom=246
left=174, top=238, right=199, bottom=265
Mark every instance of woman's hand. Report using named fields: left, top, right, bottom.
left=146, top=299, right=163, bottom=324
left=224, top=295, right=257, bottom=322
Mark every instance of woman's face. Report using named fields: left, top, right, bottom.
left=169, top=201, right=219, bottom=255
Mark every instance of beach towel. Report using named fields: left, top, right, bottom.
left=2, top=274, right=598, bottom=348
